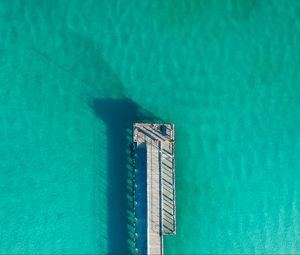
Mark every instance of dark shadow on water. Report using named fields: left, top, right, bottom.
left=30, top=31, right=163, bottom=253
left=89, top=97, right=161, bottom=254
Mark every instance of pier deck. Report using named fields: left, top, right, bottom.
left=133, top=123, right=176, bottom=255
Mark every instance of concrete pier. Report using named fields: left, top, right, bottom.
left=133, top=123, right=176, bottom=255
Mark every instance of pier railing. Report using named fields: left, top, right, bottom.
left=133, top=123, right=176, bottom=255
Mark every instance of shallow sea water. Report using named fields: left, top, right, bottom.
left=1, top=0, right=300, bottom=254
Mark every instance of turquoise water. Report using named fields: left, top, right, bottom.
left=1, top=0, right=300, bottom=253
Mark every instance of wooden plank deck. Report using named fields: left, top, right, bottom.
left=133, top=123, right=176, bottom=255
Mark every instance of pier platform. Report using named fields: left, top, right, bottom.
left=133, top=123, right=176, bottom=255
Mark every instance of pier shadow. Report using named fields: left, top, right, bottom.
left=89, top=97, right=161, bottom=254
left=29, top=29, right=164, bottom=253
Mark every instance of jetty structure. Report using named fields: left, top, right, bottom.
left=133, top=123, right=176, bottom=255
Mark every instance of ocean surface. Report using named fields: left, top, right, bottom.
left=1, top=0, right=300, bottom=254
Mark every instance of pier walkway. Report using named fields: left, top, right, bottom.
left=133, top=123, right=176, bottom=255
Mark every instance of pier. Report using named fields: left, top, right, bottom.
left=133, top=123, right=176, bottom=255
